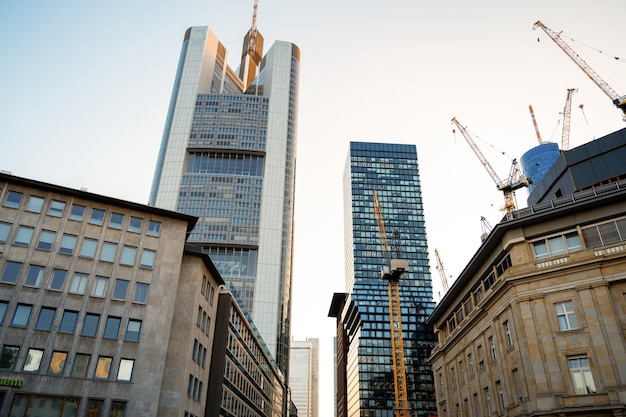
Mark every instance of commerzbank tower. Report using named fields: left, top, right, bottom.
left=148, top=7, right=300, bottom=376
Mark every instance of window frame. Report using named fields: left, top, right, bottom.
left=37, top=230, right=56, bottom=251
left=35, top=306, right=57, bottom=331
left=48, top=200, right=66, bottom=217
left=555, top=300, right=579, bottom=331
left=4, top=191, right=23, bottom=208
left=2, top=261, right=23, bottom=284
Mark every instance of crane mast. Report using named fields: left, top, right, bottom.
left=561, top=88, right=577, bottom=151
left=434, top=249, right=449, bottom=293
left=451, top=117, right=529, bottom=217
left=372, top=190, right=410, bottom=417
left=533, top=20, right=626, bottom=121
left=528, top=105, right=543, bottom=144
left=248, top=0, right=259, bottom=57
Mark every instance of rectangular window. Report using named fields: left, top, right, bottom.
left=133, top=283, right=149, bottom=303
left=14, top=226, right=34, bottom=247
left=125, top=319, right=142, bottom=342
left=48, top=200, right=66, bottom=217
left=71, top=353, right=90, bottom=378
left=95, top=356, right=112, bottom=379
left=100, top=242, right=117, bottom=262
left=568, top=356, right=596, bottom=394
left=120, top=246, right=137, bottom=266
left=35, top=306, right=56, bottom=330
left=70, top=273, right=89, bottom=294
left=92, top=276, right=109, bottom=297
left=59, top=234, right=77, bottom=254
left=23, top=348, right=44, bottom=372
left=504, top=321, right=513, bottom=346
left=87, top=400, right=104, bottom=416
left=80, top=238, right=98, bottom=258
left=128, top=217, right=142, bottom=233
left=147, top=220, right=161, bottom=237
left=103, top=316, right=121, bottom=339
left=108, top=212, right=124, bottom=229
left=25, top=265, right=45, bottom=287
left=496, top=380, right=506, bottom=411
left=48, top=351, right=67, bottom=375
left=59, top=310, right=79, bottom=333
left=4, top=191, right=23, bottom=208
left=27, top=196, right=45, bottom=212
left=89, top=208, right=105, bottom=225
left=555, top=301, right=578, bottom=331
left=110, top=401, right=126, bottom=417
left=468, top=354, right=474, bottom=376
left=81, top=313, right=100, bottom=337
left=0, top=301, right=7, bottom=323
left=140, top=249, right=156, bottom=268
left=0, top=222, right=11, bottom=243
left=489, top=336, right=497, bottom=361
left=69, top=204, right=86, bottom=221
left=49, top=269, right=67, bottom=290
left=0, top=345, right=20, bottom=370
left=37, top=230, right=56, bottom=250
left=12, top=304, right=32, bottom=327
left=117, top=358, right=134, bottom=381
left=113, top=280, right=129, bottom=300
left=485, top=387, right=492, bottom=415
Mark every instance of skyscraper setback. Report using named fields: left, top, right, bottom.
left=331, top=142, right=437, bottom=416
left=149, top=24, right=300, bottom=374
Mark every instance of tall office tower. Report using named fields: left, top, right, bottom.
left=289, top=338, right=320, bottom=417
left=149, top=25, right=300, bottom=374
left=339, top=142, right=437, bottom=416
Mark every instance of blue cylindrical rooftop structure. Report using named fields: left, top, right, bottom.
left=521, top=142, right=561, bottom=192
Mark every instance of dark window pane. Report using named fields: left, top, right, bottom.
left=49, top=269, right=67, bottom=290
left=103, top=317, right=121, bottom=339
left=133, top=283, right=149, bottom=303
left=1, top=261, right=22, bottom=284
left=59, top=311, right=79, bottom=333
left=90, top=209, right=105, bottom=225
left=12, top=304, right=32, bottom=327
left=0, top=346, right=20, bottom=369
left=69, top=204, right=86, bottom=221
left=113, top=280, right=129, bottom=300
left=35, top=307, right=56, bottom=330
left=81, top=314, right=100, bottom=337
left=125, top=320, right=142, bottom=342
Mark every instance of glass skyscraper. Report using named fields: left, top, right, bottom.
left=342, top=142, right=437, bottom=417
left=149, top=26, right=300, bottom=375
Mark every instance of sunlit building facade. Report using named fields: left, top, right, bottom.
left=289, top=338, right=320, bottom=417
left=332, top=142, right=437, bottom=417
left=149, top=26, right=300, bottom=374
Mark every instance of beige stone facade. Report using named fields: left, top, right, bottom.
left=427, top=182, right=626, bottom=416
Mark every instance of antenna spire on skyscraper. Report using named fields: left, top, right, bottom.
left=248, top=0, right=259, bottom=56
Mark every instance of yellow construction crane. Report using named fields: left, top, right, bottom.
left=451, top=117, right=529, bottom=218
left=434, top=249, right=449, bottom=294
left=561, top=88, right=577, bottom=151
left=372, top=190, right=410, bottom=417
left=533, top=20, right=626, bottom=121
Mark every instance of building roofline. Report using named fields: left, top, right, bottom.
left=183, top=244, right=226, bottom=286
left=0, top=172, right=198, bottom=232
left=328, top=292, right=347, bottom=318
left=428, top=180, right=626, bottom=323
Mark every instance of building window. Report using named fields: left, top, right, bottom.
left=103, top=316, right=121, bottom=339
left=99, top=242, right=117, bottom=262
left=0, top=222, right=11, bottom=243
left=48, top=200, right=66, bottom=217
left=2, top=261, right=22, bottom=284
left=27, top=196, right=45, bottom=212
left=568, top=356, right=596, bottom=394
left=147, top=220, right=161, bottom=237
left=0, top=301, right=7, bottom=323
left=92, top=276, right=109, bottom=297
left=485, top=387, right=493, bottom=415
left=117, top=359, right=135, bottom=381
left=80, top=238, right=98, bottom=258
left=113, top=280, right=129, bottom=300
left=128, top=217, right=143, bottom=233
left=81, top=313, right=100, bottom=337
left=59, top=310, right=79, bottom=333
left=120, top=246, right=137, bottom=266
left=555, top=301, right=578, bottom=331
left=489, top=336, right=497, bottom=361
left=109, top=212, right=124, bottom=229
left=70, top=273, right=89, bottom=294
left=25, top=265, right=45, bottom=287
left=496, top=380, right=506, bottom=411
left=87, top=400, right=104, bottom=416
left=459, top=361, right=466, bottom=384
left=69, top=204, right=86, bottom=221
left=59, top=234, right=77, bottom=255
left=533, top=231, right=582, bottom=259
left=0, top=345, right=20, bottom=370
left=37, top=230, right=56, bottom=250
left=12, top=304, right=32, bottom=327
left=35, top=306, right=56, bottom=330
left=504, top=320, right=513, bottom=346
left=23, top=348, right=44, bottom=372
left=133, top=283, right=149, bottom=303
left=125, top=319, right=142, bottom=342
left=49, top=269, right=67, bottom=291
left=48, top=351, right=68, bottom=375
left=140, top=249, right=156, bottom=269
left=468, top=353, right=474, bottom=377
left=14, top=226, right=34, bottom=247
left=110, top=401, right=127, bottom=417
left=89, top=208, right=105, bottom=225
left=71, top=353, right=91, bottom=378
left=95, top=356, right=112, bottom=379
left=4, top=191, right=23, bottom=208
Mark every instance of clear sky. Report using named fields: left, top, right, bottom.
left=1, top=1, right=625, bottom=415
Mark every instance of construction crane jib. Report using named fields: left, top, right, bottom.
left=434, top=249, right=450, bottom=293
left=533, top=20, right=626, bottom=121
left=561, top=88, right=577, bottom=151
left=372, top=190, right=411, bottom=417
